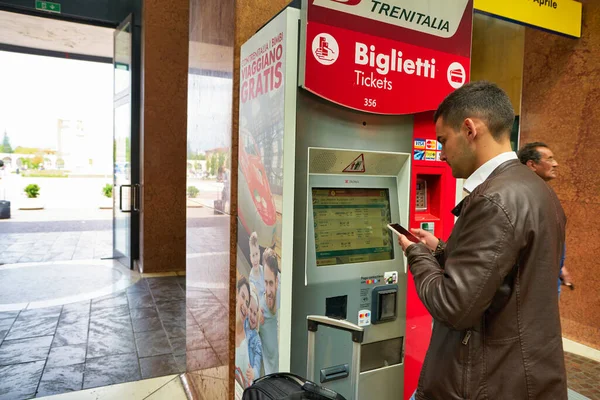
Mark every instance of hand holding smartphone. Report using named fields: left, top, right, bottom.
left=387, top=223, right=421, bottom=243
left=559, top=277, right=575, bottom=290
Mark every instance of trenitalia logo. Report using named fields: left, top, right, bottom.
left=312, top=0, right=470, bottom=38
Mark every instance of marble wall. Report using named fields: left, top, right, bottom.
left=139, top=0, right=189, bottom=273
left=520, top=0, right=600, bottom=350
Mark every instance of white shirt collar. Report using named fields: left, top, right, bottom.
left=463, top=152, right=518, bottom=194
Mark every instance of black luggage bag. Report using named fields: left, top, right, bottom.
left=242, top=373, right=346, bottom=400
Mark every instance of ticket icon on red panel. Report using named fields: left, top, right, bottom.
left=447, top=62, right=467, bottom=89
left=425, top=151, right=436, bottom=161
left=426, top=139, right=437, bottom=150
left=450, top=69, right=464, bottom=82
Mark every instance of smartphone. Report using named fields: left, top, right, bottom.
left=387, top=223, right=421, bottom=243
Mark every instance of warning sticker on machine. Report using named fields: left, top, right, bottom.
left=343, top=153, right=366, bottom=173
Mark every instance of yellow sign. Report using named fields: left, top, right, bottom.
left=474, top=0, right=582, bottom=38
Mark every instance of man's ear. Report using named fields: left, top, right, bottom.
left=463, top=118, right=478, bottom=140
left=526, top=160, right=537, bottom=171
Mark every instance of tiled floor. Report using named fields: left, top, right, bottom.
left=566, top=352, right=600, bottom=400
left=0, top=231, right=112, bottom=265
left=0, top=261, right=136, bottom=310
left=0, top=276, right=203, bottom=400
left=39, top=374, right=185, bottom=400
left=0, top=215, right=227, bottom=265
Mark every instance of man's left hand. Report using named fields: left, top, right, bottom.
left=397, top=235, right=415, bottom=254
left=560, top=266, right=574, bottom=290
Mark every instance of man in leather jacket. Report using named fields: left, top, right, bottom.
left=399, top=81, right=567, bottom=399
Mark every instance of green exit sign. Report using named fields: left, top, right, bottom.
left=35, top=1, right=61, bottom=13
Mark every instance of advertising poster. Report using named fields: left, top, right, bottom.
left=235, top=11, right=287, bottom=394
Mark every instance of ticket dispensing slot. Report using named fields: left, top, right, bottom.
left=321, top=364, right=350, bottom=383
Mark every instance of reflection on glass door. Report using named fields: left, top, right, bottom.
left=113, top=15, right=137, bottom=269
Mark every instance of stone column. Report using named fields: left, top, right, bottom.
left=139, top=0, right=189, bottom=273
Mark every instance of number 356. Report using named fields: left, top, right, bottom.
left=364, top=98, right=376, bottom=107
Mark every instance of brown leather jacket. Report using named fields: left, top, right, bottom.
left=406, top=160, right=567, bottom=400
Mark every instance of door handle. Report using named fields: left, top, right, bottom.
left=132, top=184, right=141, bottom=212
left=119, top=184, right=132, bottom=213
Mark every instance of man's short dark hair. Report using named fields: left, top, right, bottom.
left=433, top=81, right=515, bottom=141
left=517, top=142, right=549, bottom=165
left=263, top=248, right=279, bottom=276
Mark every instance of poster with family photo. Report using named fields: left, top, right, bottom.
left=235, top=11, right=287, bottom=394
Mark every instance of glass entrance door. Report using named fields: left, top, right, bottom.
left=113, top=15, right=138, bottom=269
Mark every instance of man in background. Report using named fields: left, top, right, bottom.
left=518, top=142, right=573, bottom=291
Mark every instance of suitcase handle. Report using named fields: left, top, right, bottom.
left=252, top=372, right=305, bottom=386
left=306, top=316, right=363, bottom=400
left=307, top=315, right=364, bottom=343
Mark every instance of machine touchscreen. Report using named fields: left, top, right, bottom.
left=312, top=188, right=394, bottom=266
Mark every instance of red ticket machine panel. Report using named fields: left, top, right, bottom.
left=404, top=112, right=456, bottom=399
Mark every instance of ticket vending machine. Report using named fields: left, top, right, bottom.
left=290, top=89, right=413, bottom=400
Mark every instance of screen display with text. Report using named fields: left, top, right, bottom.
left=312, top=188, right=394, bottom=266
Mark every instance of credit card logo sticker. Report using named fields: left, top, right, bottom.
left=358, top=309, right=371, bottom=327
left=414, top=139, right=426, bottom=149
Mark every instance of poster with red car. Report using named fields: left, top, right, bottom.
left=235, top=10, right=288, bottom=396
left=299, top=0, right=473, bottom=115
